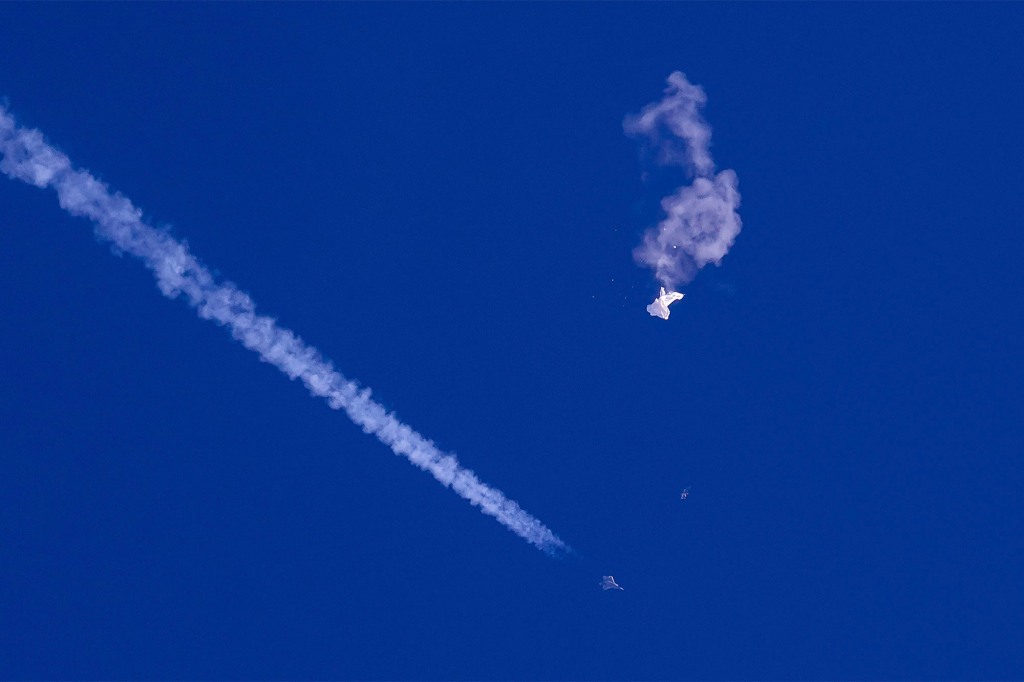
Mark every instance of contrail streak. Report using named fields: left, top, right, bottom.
left=625, top=71, right=741, bottom=291
left=0, top=106, right=567, bottom=555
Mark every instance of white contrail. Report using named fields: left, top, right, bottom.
left=0, top=106, right=567, bottom=555
left=625, top=71, right=742, bottom=292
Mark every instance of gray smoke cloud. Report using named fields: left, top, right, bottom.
left=0, top=106, right=567, bottom=555
left=625, top=71, right=742, bottom=291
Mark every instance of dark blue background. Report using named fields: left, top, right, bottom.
left=2, top=5, right=1022, bottom=679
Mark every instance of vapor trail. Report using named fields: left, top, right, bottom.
left=626, top=71, right=741, bottom=291
left=0, top=107, right=566, bottom=555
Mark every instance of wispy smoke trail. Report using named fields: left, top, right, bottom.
left=625, top=72, right=741, bottom=290
left=0, top=107, right=566, bottom=555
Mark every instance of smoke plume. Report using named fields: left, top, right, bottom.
left=625, top=71, right=742, bottom=291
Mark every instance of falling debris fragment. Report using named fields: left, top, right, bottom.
left=601, top=575, right=624, bottom=591
left=646, top=287, right=685, bottom=320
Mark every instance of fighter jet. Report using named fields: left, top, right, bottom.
left=646, top=287, right=685, bottom=320
left=600, top=575, right=624, bottom=591
left=680, top=487, right=691, bottom=501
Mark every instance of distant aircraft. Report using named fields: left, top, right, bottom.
left=680, top=487, right=691, bottom=500
left=646, top=287, right=685, bottom=320
left=600, top=575, right=624, bottom=591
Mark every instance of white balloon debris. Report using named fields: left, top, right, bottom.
left=646, top=287, right=685, bottom=320
left=601, top=575, right=624, bottom=591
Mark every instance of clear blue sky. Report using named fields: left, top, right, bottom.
left=2, top=4, right=1022, bottom=679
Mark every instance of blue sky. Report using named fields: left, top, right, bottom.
left=2, top=4, right=1022, bottom=680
